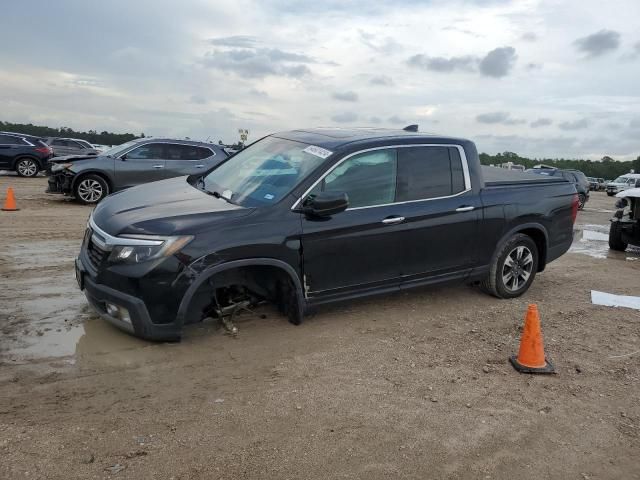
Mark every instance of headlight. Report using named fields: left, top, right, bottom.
left=51, top=163, right=73, bottom=172
left=108, top=235, right=193, bottom=264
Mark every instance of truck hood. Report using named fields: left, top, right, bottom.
left=92, top=176, right=251, bottom=236
left=616, top=188, right=640, bottom=199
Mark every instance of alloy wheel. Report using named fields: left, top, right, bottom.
left=77, top=179, right=103, bottom=203
left=17, top=159, right=38, bottom=177
left=501, top=246, right=534, bottom=292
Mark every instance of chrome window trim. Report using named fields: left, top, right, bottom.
left=118, top=141, right=216, bottom=161
left=291, top=143, right=472, bottom=211
left=89, top=216, right=164, bottom=249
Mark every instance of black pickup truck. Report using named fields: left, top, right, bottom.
left=75, top=128, right=579, bottom=341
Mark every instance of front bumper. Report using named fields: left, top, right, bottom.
left=47, top=171, right=74, bottom=195
left=76, top=257, right=183, bottom=341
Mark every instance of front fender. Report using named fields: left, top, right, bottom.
left=174, top=258, right=305, bottom=329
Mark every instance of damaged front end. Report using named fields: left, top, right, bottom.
left=47, top=168, right=75, bottom=195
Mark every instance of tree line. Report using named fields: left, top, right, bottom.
left=0, top=121, right=142, bottom=146
left=479, top=151, right=640, bottom=180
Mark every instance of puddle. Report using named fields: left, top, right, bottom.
left=571, top=225, right=640, bottom=260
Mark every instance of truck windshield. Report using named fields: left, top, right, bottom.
left=613, top=176, right=629, bottom=183
left=202, top=136, right=329, bottom=207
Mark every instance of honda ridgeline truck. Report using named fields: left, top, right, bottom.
left=75, top=128, right=579, bottom=341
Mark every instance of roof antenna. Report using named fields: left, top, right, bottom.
left=403, top=124, right=419, bottom=132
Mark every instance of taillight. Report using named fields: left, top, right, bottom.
left=571, top=193, right=579, bottom=223
left=35, top=147, right=52, bottom=154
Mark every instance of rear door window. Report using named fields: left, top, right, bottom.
left=0, top=135, right=22, bottom=145
left=163, top=144, right=213, bottom=160
left=396, top=146, right=466, bottom=201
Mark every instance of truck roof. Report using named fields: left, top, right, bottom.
left=272, top=127, right=469, bottom=150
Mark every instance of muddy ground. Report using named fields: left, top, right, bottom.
left=1, top=174, right=639, bottom=480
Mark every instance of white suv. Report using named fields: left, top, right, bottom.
left=606, top=173, right=640, bottom=196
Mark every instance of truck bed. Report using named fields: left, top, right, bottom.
left=482, top=166, right=565, bottom=187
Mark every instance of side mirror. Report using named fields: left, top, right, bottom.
left=302, top=192, right=349, bottom=217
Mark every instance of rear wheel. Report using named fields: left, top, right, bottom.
left=15, top=158, right=40, bottom=177
left=578, top=193, right=586, bottom=210
left=608, top=222, right=628, bottom=252
left=74, top=174, right=109, bottom=204
left=481, top=234, right=538, bottom=299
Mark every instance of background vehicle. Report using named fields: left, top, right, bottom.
left=75, top=127, right=579, bottom=341
left=0, top=132, right=53, bottom=177
left=596, top=178, right=606, bottom=190
left=45, top=137, right=99, bottom=157
left=606, top=174, right=640, bottom=196
left=527, top=167, right=590, bottom=208
left=609, top=188, right=640, bottom=251
left=47, top=138, right=228, bottom=204
left=587, top=177, right=605, bottom=191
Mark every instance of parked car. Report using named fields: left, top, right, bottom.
left=606, top=174, right=640, bottom=196
left=588, top=177, right=606, bottom=191
left=47, top=138, right=228, bottom=204
left=609, top=187, right=640, bottom=251
left=75, top=127, right=579, bottom=341
left=45, top=137, right=99, bottom=157
left=0, top=132, right=53, bottom=176
left=526, top=167, right=590, bottom=209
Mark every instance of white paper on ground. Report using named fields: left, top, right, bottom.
left=582, top=230, right=609, bottom=242
left=591, top=290, right=640, bottom=311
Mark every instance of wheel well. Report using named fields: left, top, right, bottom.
left=182, top=265, right=298, bottom=325
left=519, top=227, right=547, bottom=272
left=73, top=171, right=113, bottom=193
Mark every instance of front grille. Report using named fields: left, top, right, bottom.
left=87, top=235, right=108, bottom=269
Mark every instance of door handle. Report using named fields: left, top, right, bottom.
left=382, top=216, right=405, bottom=225
left=194, top=164, right=205, bottom=168
left=455, top=206, right=474, bottom=212
left=152, top=164, right=164, bottom=169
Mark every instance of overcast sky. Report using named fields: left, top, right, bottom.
left=1, top=0, right=639, bottom=159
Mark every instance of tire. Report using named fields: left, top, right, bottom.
left=608, top=222, right=628, bottom=252
left=15, top=158, right=40, bottom=177
left=578, top=193, right=586, bottom=210
left=481, top=233, right=539, bottom=299
left=73, top=174, right=109, bottom=205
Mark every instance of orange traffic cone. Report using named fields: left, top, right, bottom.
left=1, top=187, right=19, bottom=211
left=510, top=304, right=555, bottom=374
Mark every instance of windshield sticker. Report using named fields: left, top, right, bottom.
left=303, top=145, right=333, bottom=159
left=264, top=193, right=275, bottom=200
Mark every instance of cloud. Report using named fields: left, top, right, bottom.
left=209, top=36, right=258, bottom=48
left=249, top=88, right=269, bottom=98
left=387, top=115, right=406, bottom=125
left=558, top=118, right=590, bottom=130
left=369, top=116, right=382, bottom=124
left=573, top=29, right=620, bottom=57
left=359, top=30, right=402, bottom=54
left=521, top=32, right=538, bottom=42
left=479, top=47, right=517, bottom=77
left=369, top=75, right=394, bottom=86
left=407, top=54, right=476, bottom=72
left=408, top=46, right=516, bottom=77
left=331, top=112, right=358, bottom=123
left=332, top=91, right=359, bottom=102
left=202, top=47, right=314, bottom=78
left=629, top=118, right=640, bottom=129
left=530, top=118, right=553, bottom=128
left=526, top=62, right=542, bottom=70
left=189, top=94, right=206, bottom=105
left=476, top=112, right=525, bottom=125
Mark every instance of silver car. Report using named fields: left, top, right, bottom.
left=46, top=138, right=228, bottom=204
left=45, top=137, right=100, bottom=157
